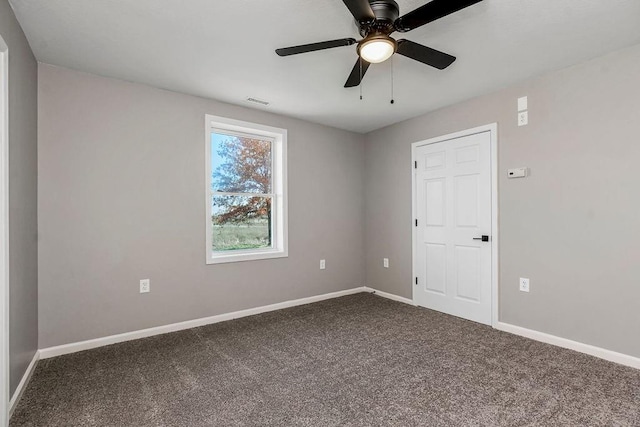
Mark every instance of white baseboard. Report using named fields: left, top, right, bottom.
left=9, top=350, right=40, bottom=417
left=39, top=287, right=367, bottom=359
left=37, top=287, right=638, bottom=373
left=495, top=322, right=640, bottom=370
left=362, top=289, right=639, bottom=370
left=364, top=287, right=415, bottom=305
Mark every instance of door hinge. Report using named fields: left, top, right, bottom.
left=414, top=160, right=417, bottom=169
left=415, top=219, right=418, bottom=227
left=415, top=277, right=418, bottom=285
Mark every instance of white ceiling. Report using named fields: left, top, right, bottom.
left=9, top=0, right=640, bottom=133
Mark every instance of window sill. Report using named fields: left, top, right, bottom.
left=207, top=249, right=288, bottom=265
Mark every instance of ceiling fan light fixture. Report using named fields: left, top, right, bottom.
left=358, top=35, right=397, bottom=63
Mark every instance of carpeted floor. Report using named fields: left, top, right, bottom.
left=10, top=293, right=640, bottom=426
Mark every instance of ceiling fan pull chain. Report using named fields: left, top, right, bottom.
left=390, top=56, right=395, bottom=105
left=359, top=58, right=363, bottom=100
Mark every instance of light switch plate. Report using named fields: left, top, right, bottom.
left=518, top=96, right=528, bottom=112
left=383, top=258, right=389, bottom=268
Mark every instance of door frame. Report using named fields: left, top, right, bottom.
left=0, top=36, right=9, bottom=427
left=411, top=123, right=499, bottom=326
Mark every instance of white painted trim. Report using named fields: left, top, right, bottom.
left=0, top=37, right=9, bottom=427
left=40, top=287, right=366, bottom=359
left=495, top=322, right=640, bottom=370
left=363, top=287, right=415, bottom=305
left=204, top=114, right=288, bottom=264
left=410, top=123, right=499, bottom=326
left=365, top=284, right=640, bottom=370
left=8, top=351, right=39, bottom=418
left=489, top=124, right=499, bottom=326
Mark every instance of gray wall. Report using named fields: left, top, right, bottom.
left=364, top=43, right=640, bottom=358
left=0, top=0, right=38, bottom=395
left=34, top=37, right=640, bottom=358
left=38, top=64, right=365, bottom=348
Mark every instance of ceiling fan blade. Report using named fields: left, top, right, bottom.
left=396, top=39, right=456, bottom=69
left=276, top=38, right=357, bottom=57
left=342, top=0, right=376, bottom=23
left=344, top=58, right=371, bottom=88
left=395, top=0, right=483, bottom=32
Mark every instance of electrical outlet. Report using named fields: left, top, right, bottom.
left=140, top=279, right=150, bottom=293
left=518, top=111, right=529, bottom=126
left=519, top=277, right=530, bottom=293
left=320, top=260, right=326, bottom=270
left=383, top=258, right=389, bottom=268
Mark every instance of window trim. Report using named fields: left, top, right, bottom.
left=205, top=114, right=288, bottom=264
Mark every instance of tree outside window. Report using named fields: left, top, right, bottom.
left=211, top=133, right=273, bottom=251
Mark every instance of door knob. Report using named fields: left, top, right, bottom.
left=473, top=235, right=490, bottom=242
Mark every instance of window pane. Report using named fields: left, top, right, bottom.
left=211, top=133, right=272, bottom=193
left=212, top=195, right=272, bottom=251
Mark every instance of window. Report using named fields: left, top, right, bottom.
left=205, top=115, right=287, bottom=264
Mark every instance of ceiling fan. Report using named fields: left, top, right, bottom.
left=275, top=0, right=483, bottom=88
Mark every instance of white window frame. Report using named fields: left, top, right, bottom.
left=205, top=115, right=288, bottom=264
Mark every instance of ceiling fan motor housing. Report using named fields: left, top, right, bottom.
left=357, top=0, right=399, bottom=37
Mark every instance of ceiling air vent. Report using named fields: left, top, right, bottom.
left=246, top=97, right=270, bottom=106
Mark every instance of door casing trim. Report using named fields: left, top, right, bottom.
left=0, top=35, right=9, bottom=427
left=411, top=123, right=499, bottom=326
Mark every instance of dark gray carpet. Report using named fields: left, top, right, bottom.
left=10, top=293, right=640, bottom=426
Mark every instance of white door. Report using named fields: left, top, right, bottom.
left=413, top=130, right=492, bottom=325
